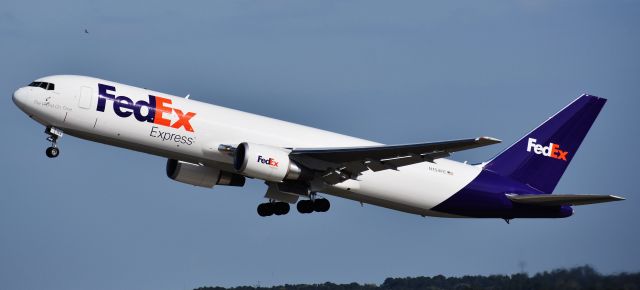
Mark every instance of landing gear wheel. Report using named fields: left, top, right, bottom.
left=273, top=202, right=290, bottom=215
left=257, top=203, right=274, bottom=217
left=45, top=147, right=59, bottom=158
left=257, top=202, right=290, bottom=217
left=314, top=198, right=330, bottom=212
left=297, top=200, right=314, bottom=214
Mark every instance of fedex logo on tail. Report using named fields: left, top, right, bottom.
left=527, top=138, right=568, bottom=161
left=96, top=84, right=196, bottom=132
left=257, top=155, right=279, bottom=167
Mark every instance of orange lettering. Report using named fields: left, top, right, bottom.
left=551, top=143, right=560, bottom=159
left=171, top=109, right=196, bottom=132
left=154, top=96, right=172, bottom=126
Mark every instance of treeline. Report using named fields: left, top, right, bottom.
left=195, top=265, right=640, bottom=290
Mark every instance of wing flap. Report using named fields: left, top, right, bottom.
left=506, top=194, right=625, bottom=206
left=290, top=136, right=500, bottom=184
left=290, top=136, right=500, bottom=164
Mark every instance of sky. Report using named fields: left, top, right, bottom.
left=1, top=1, right=639, bottom=289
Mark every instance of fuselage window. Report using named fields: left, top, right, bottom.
left=28, top=81, right=54, bottom=90
left=29, top=82, right=56, bottom=91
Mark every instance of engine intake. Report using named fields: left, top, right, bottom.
left=233, top=142, right=303, bottom=182
left=166, top=159, right=245, bottom=188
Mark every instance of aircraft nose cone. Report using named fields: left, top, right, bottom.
left=12, top=88, right=29, bottom=111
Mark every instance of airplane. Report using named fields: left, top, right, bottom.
left=12, top=75, right=624, bottom=221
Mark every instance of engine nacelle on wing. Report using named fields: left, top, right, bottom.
left=233, top=142, right=303, bottom=182
left=166, top=159, right=245, bottom=188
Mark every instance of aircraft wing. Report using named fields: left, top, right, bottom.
left=289, top=136, right=501, bottom=184
left=506, top=194, right=625, bottom=206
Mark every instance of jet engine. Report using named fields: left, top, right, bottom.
left=166, top=159, right=245, bottom=188
left=233, top=142, right=304, bottom=182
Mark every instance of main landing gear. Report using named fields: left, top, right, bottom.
left=257, top=198, right=331, bottom=217
left=44, top=126, right=63, bottom=158
left=297, top=198, right=330, bottom=214
left=257, top=201, right=290, bottom=217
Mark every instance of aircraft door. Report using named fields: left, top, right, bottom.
left=64, top=86, right=96, bottom=130
left=78, top=86, right=93, bottom=109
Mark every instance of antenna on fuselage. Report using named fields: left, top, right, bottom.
left=185, top=94, right=190, bottom=99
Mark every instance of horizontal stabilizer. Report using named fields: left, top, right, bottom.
left=506, top=194, right=625, bottom=206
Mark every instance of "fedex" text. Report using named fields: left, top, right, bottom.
left=527, top=138, right=568, bottom=161
left=96, top=84, right=196, bottom=132
left=257, top=155, right=279, bottom=167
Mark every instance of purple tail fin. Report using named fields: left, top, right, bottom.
left=484, top=95, right=606, bottom=193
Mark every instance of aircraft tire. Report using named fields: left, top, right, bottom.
left=314, top=198, right=330, bottom=212
left=257, top=203, right=273, bottom=217
left=275, top=202, right=290, bottom=215
left=297, top=200, right=313, bottom=214
left=46, top=147, right=59, bottom=158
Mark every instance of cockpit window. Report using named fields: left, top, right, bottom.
left=28, top=81, right=55, bottom=91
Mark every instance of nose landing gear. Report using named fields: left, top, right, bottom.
left=44, top=126, right=63, bottom=158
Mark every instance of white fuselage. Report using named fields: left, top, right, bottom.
left=13, top=75, right=482, bottom=217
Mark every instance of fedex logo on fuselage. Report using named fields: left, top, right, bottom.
left=96, top=84, right=196, bottom=132
left=527, top=138, right=568, bottom=161
left=257, top=155, right=279, bottom=167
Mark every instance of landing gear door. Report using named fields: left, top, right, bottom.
left=78, top=86, right=93, bottom=109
